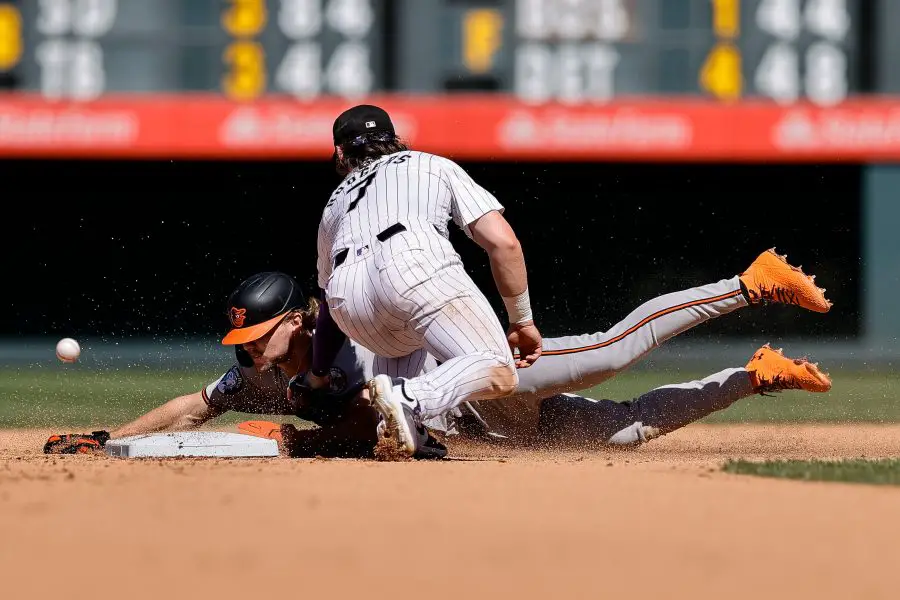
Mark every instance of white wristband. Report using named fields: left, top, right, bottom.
left=502, top=288, right=533, bottom=325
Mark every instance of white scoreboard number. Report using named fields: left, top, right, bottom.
left=34, top=0, right=117, bottom=100
left=753, top=0, right=851, bottom=105
left=512, top=0, right=852, bottom=106
left=221, top=0, right=375, bottom=100
left=514, top=0, right=629, bottom=104
left=275, top=0, right=375, bottom=99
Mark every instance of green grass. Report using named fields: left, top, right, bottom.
left=0, top=365, right=897, bottom=429
left=0, top=366, right=267, bottom=429
left=723, top=458, right=900, bottom=486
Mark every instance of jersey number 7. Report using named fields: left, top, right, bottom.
left=346, top=172, right=377, bottom=212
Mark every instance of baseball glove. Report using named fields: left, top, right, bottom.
left=43, top=430, right=111, bottom=454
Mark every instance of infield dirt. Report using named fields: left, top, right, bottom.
left=2, top=424, right=898, bottom=599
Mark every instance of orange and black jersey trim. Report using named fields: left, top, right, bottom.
left=514, top=288, right=744, bottom=359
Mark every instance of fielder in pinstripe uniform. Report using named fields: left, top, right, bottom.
left=309, top=104, right=544, bottom=459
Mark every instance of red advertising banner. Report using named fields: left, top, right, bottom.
left=1, top=93, right=900, bottom=161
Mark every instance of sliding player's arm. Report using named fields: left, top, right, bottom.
left=109, top=392, right=219, bottom=438
left=111, top=364, right=280, bottom=438
left=43, top=365, right=287, bottom=454
left=43, top=391, right=223, bottom=454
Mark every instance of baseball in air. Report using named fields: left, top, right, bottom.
left=56, top=338, right=81, bottom=363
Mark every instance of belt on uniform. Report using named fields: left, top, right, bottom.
left=333, top=223, right=407, bottom=268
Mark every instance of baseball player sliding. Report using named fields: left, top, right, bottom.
left=43, top=103, right=834, bottom=457
left=310, top=104, right=544, bottom=458
left=45, top=252, right=832, bottom=457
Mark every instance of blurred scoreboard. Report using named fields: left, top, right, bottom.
left=0, top=0, right=877, bottom=105
left=423, top=0, right=865, bottom=106
left=2, top=0, right=388, bottom=100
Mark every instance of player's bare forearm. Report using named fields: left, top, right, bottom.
left=470, top=210, right=541, bottom=366
left=471, top=211, right=528, bottom=297
left=487, top=239, right=528, bottom=298
left=109, top=392, right=214, bottom=438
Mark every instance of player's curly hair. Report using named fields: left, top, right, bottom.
left=276, top=297, right=320, bottom=338
left=302, top=296, right=320, bottom=331
left=334, top=132, right=409, bottom=176
left=287, top=296, right=320, bottom=334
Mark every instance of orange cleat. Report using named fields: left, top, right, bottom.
left=745, top=344, right=832, bottom=394
left=739, top=248, right=832, bottom=313
left=238, top=420, right=284, bottom=443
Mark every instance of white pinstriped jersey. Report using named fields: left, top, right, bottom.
left=317, top=150, right=503, bottom=290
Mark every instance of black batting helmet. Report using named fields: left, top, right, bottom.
left=221, top=272, right=307, bottom=345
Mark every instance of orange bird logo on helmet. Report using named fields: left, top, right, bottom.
left=230, top=307, right=247, bottom=328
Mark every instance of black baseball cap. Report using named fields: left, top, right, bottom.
left=221, top=272, right=307, bottom=345
left=333, top=104, right=395, bottom=146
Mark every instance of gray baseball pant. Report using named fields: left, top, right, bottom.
left=536, top=367, right=754, bottom=447
left=449, top=276, right=748, bottom=435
